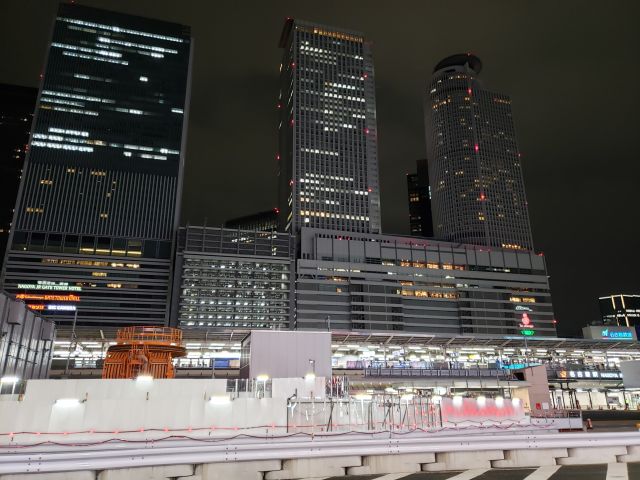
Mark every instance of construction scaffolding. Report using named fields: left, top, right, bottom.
left=102, top=326, right=186, bottom=379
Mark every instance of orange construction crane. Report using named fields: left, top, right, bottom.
left=102, top=326, right=186, bottom=379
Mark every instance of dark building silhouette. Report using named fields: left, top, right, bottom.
left=600, top=294, right=640, bottom=327
left=1, top=4, right=192, bottom=327
left=225, top=209, right=279, bottom=232
left=407, top=158, right=433, bottom=237
left=0, top=84, right=37, bottom=262
left=425, top=54, right=534, bottom=251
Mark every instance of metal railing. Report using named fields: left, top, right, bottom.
left=116, top=326, right=182, bottom=345
left=364, top=367, right=515, bottom=380
left=287, top=395, right=442, bottom=433
left=4, top=431, right=640, bottom=474
left=225, top=378, right=272, bottom=399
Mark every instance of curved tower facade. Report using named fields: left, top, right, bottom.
left=425, top=54, right=533, bottom=251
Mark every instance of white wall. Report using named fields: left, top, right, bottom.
left=620, top=360, right=640, bottom=388
left=247, top=330, right=331, bottom=380
left=0, top=378, right=301, bottom=446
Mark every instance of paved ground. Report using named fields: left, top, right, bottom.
left=591, top=420, right=639, bottom=432
left=307, top=463, right=640, bottom=479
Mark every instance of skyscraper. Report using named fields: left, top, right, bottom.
left=600, top=294, right=640, bottom=328
left=225, top=208, right=279, bottom=232
left=425, top=54, right=534, bottom=251
left=1, top=4, right=192, bottom=327
left=407, top=158, right=433, bottom=237
left=277, top=19, right=381, bottom=235
left=0, top=84, right=37, bottom=261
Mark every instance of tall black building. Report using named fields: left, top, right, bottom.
left=407, top=158, right=433, bottom=237
left=0, top=84, right=37, bottom=261
left=600, top=294, right=640, bottom=328
left=0, top=4, right=192, bottom=327
left=225, top=209, right=279, bottom=232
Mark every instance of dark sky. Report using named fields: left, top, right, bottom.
left=1, top=1, right=639, bottom=337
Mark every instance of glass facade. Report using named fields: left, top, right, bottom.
left=277, top=19, right=381, bottom=235
left=425, top=54, right=534, bottom=251
left=1, top=4, right=192, bottom=326
left=173, top=226, right=294, bottom=330
left=600, top=294, right=640, bottom=328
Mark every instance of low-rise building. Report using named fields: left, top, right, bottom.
left=171, top=226, right=295, bottom=330
left=296, top=227, right=556, bottom=336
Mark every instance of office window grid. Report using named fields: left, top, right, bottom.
left=278, top=19, right=380, bottom=234
left=1, top=4, right=191, bottom=327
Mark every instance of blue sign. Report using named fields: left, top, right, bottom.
left=601, top=328, right=633, bottom=340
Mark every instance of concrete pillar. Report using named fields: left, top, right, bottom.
left=618, top=445, right=640, bottom=462
left=422, top=450, right=504, bottom=471
left=264, top=456, right=361, bottom=479
left=491, top=448, right=568, bottom=467
left=346, top=453, right=436, bottom=475
left=0, top=473, right=95, bottom=480
left=97, top=464, right=193, bottom=480
left=556, top=446, right=628, bottom=465
left=197, top=460, right=281, bottom=480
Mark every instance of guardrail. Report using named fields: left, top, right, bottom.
left=2, top=430, right=640, bottom=474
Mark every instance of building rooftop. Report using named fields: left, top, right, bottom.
left=434, top=53, right=482, bottom=75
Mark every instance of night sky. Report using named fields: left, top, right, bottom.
left=1, top=1, right=639, bottom=337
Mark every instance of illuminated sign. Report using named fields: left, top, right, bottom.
left=601, top=328, right=633, bottom=340
left=568, top=370, right=621, bottom=379
left=16, top=294, right=80, bottom=302
left=515, top=305, right=532, bottom=312
left=27, top=304, right=77, bottom=312
left=47, top=304, right=77, bottom=311
left=17, top=280, right=82, bottom=292
left=519, top=313, right=535, bottom=336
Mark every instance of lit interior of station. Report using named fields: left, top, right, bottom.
left=50, top=328, right=640, bottom=410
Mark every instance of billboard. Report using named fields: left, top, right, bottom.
left=582, top=325, right=637, bottom=341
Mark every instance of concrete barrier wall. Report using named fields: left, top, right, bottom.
left=3, top=443, right=640, bottom=479
left=0, top=378, right=327, bottom=445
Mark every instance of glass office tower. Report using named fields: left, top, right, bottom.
left=1, top=4, right=192, bottom=327
left=0, top=84, right=37, bottom=260
left=425, top=54, right=534, bottom=251
left=277, top=19, right=381, bottom=234
left=407, top=158, right=433, bottom=237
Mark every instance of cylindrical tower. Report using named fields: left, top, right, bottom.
left=424, top=54, right=534, bottom=251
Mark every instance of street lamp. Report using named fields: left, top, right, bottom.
left=306, top=358, right=316, bottom=381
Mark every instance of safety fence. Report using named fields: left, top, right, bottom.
left=364, top=367, right=515, bottom=380
left=287, top=395, right=442, bottom=433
